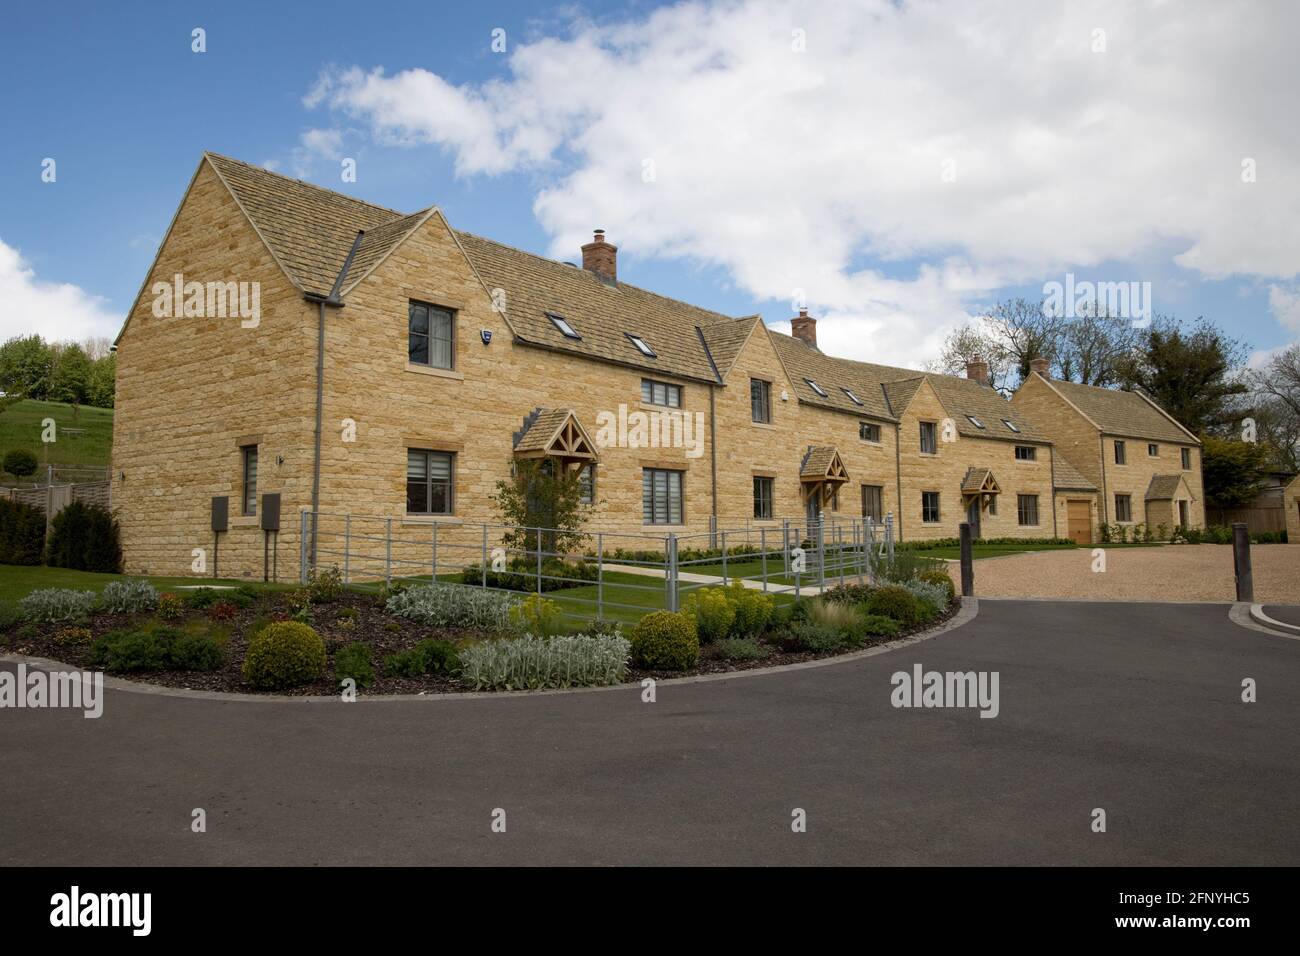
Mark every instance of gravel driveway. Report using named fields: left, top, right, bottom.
left=952, top=543, right=1299, bottom=602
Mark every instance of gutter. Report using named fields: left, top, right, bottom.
left=894, top=421, right=904, bottom=541
left=306, top=229, right=365, bottom=566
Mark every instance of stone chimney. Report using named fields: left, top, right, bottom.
left=580, top=229, right=617, bottom=282
left=1029, top=356, right=1050, bottom=378
left=791, top=308, right=817, bottom=347
left=965, top=354, right=989, bottom=385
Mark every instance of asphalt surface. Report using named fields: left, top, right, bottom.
left=1264, top=604, right=1300, bottom=628
left=2, top=600, right=1297, bottom=866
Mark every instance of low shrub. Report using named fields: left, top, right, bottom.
left=92, top=627, right=172, bottom=672
left=383, top=621, right=402, bottom=633
left=99, top=579, right=158, bottom=614
left=918, top=570, right=957, bottom=605
left=461, top=557, right=597, bottom=592
left=781, top=621, right=853, bottom=653
left=682, top=587, right=735, bottom=644
left=242, top=621, right=327, bottom=690
left=511, top=594, right=564, bottom=636
left=335, top=606, right=358, bottom=621
left=415, top=638, right=461, bottom=676
left=859, top=614, right=901, bottom=639
left=206, top=600, right=239, bottom=622
left=383, top=648, right=427, bottom=677
left=0, top=498, right=46, bottom=565
left=870, top=549, right=948, bottom=583
left=806, top=598, right=863, bottom=635
left=901, top=579, right=949, bottom=620
left=577, top=617, right=623, bottom=639
left=386, top=583, right=520, bottom=632
left=724, top=581, right=774, bottom=637
left=716, top=637, right=770, bottom=661
left=19, top=588, right=97, bottom=623
left=54, top=626, right=93, bottom=646
left=45, top=500, right=122, bottom=573
left=308, top=565, right=345, bottom=603
left=1251, top=529, right=1288, bottom=544
left=864, top=585, right=923, bottom=627
left=169, top=625, right=226, bottom=670
left=0, top=601, right=22, bottom=633
left=459, top=633, right=630, bottom=690
left=334, top=642, right=375, bottom=688
left=629, top=611, right=698, bottom=671
left=185, top=588, right=222, bottom=609
left=156, top=592, right=185, bottom=620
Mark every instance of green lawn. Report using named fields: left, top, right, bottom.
left=0, top=563, right=287, bottom=606
left=0, top=398, right=114, bottom=476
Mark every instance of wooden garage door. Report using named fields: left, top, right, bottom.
left=1066, top=499, right=1091, bottom=545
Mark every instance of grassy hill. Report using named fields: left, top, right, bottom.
left=0, top=399, right=113, bottom=479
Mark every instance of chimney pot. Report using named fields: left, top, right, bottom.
left=791, top=309, right=818, bottom=348
left=965, top=354, right=990, bottom=385
left=580, top=229, right=617, bottom=282
left=1029, top=356, right=1050, bottom=378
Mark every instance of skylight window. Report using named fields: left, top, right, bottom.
left=966, top=415, right=986, bottom=429
left=546, top=312, right=580, bottom=339
left=1002, top=419, right=1020, bottom=433
left=627, top=333, right=656, bottom=358
left=841, top=387, right=863, bottom=406
left=804, top=378, right=828, bottom=398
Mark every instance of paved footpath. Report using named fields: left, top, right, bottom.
left=1, top=600, right=1297, bottom=866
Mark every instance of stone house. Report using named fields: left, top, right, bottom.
left=1011, top=363, right=1205, bottom=540
left=110, top=154, right=1204, bottom=578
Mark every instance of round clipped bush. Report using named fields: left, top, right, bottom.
left=864, top=585, right=922, bottom=627
left=242, top=621, right=327, bottom=690
left=725, top=581, right=774, bottom=636
left=682, top=588, right=735, bottom=644
left=918, top=570, right=956, bottom=605
left=629, top=610, right=699, bottom=671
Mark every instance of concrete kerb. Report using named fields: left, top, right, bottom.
left=1243, top=603, right=1300, bottom=639
left=0, top=598, right=979, bottom=705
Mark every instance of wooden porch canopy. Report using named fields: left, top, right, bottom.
left=960, top=467, right=1001, bottom=499
left=512, top=408, right=598, bottom=466
left=800, top=446, right=850, bottom=506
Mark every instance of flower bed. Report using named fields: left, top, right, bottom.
left=0, top=575, right=962, bottom=696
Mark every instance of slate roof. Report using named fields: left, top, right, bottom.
left=1052, top=455, right=1097, bottom=491
left=1039, top=376, right=1197, bottom=444
left=1146, top=474, right=1189, bottom=500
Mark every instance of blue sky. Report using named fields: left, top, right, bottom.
left=3, top=0, right=1298, bottom=368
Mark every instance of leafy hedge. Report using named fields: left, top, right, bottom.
left=461, top=557, right=597, bottom=592
left=0, top=498, right=45, bottom=565
left=45, top=501, right=122, bottom=573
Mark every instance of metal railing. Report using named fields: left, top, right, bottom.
left=299, top=510, right=896, bottom=621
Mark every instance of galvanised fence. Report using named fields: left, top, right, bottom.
left=299, top=511, right=896, bottom=622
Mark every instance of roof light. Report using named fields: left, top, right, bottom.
left=1002, top=419, right=1020, bottom=433
left=627, top=333, right=656, bottom=358
left=966, top=415, right=986, bottom=429
left=546, top=312, right=581, bottom=339
left=805, top=378, right=828, bottom=397
left=842, top=387, right=863, bottom=406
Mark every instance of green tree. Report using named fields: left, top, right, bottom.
left=1200, top=434, right=1271, bottom=508
left=49, top=343, right=93, bottom=406
left=2, top=449, right=38, bottom=480
left=490, top=459, right=590, bottom=557
left=1117, top=317, right=1249, bottom=435
left=87, top=353, right=116, bottom=408
left=0, top=335, right=54, bottom=399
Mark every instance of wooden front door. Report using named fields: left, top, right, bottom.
left=1066, top=499, right=1091, bottom=545
left=966, top=496, right=981, bottom=538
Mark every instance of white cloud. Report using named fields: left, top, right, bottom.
left=1267, top=283, right=1300, bottom=334
left=306, top=0, right=1300, bottom=365
left=0, top=238, right=120, bottom=344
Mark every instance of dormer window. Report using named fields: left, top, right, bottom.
left=1002, top=419, right=1020, bottom=433
left=966, top=415, right=985, bottom=429
left=805, top=378, right=828, bottom=397
left=842, top=387, right=863, bottom=406
left=627, top=334, right=656, bottom=358
left=546, top=312, right=580, bottom=339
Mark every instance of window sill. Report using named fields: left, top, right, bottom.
left=637, top=401, right=687, bottom=413
left=750, top=420, right=775, bottom=428
left=643, top=524, right=689, bottom=531
left=859, top=439, right=882, bottom=447
left=402, top=515, right=462, bottom=526
left=405, top=362, right=464, bottom=381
